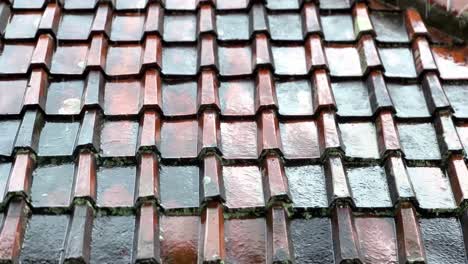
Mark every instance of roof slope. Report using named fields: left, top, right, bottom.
left=0, top=0, right=467, bottom=263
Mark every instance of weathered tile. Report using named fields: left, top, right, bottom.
left=332, top=81, right=372, bottom=117
left=290, top=218, right=334, bottom=263
left=115, top=0, right=148, bottom=10
left=354, top=217, right=398, bottom=263
left=38, top=121, right=80, bottom=156
left=224, top=166, right=264, bottom=209
left=371, top=12, right=409, bottom=43
left=268, top=14, right=303, bottom=41
left=321, top=14, right=355, bottom=41
left=160, top=216, right=199, bottom=263
left=162, top=46, right=198, bottom=76
left=286, top=165, right=328, bottom=208
left=267, top=0, right=301, bottom=10
left=31, top=164, right=74, bottom=207
left=100, top=121, right=138, bottom=157
left=13, top=0, right=47, bottom=9
left=165, top=0, right=196, bottom=10
left=90, top=216, right=135, bottom=264
left=106, top=45, right=142, bottom=76
left=219, top=45, right=253, bottom=76
left=408, top=167, right=456, bottom=209
left=57, top=13, right=94, bottom=40
left=219, top=80, right=255, bottom=116
left=104, top=80, right=142, bottom=116
left=420, top=218, right=467, bottom=264
left=398, top=123, right=441, bottom=160
left=432, top=47, right=468, bottom=80
left=50, top=44, right=88, bottom=75
left=217, top=14, right=250, bottom=41
left=160, top=120, right=198, bottom=159
left=20, top=215, right=69, bottom=263
left=4, top=13, right=41, bottom=39
left=379, top=47, right=418, bottom=78
left=110, top=14, right=145, bottom=41
left=225, top=218, right=266, bottom=263
left=340, top=122, right=380, bottom=159
left=0, top=120, right=21, bottom=157
left=97, top=166, right=136, bottom=207
left=272, top=46, right=307, bottom=76
left=444, top=84, right=468, bottom=119
left=160, top=166, right=199, bottom=209
left=0, top=163, right=12, bottom=204
left=320, top=0, right=353, bottom=9
left=387, top=83, right=430, bottom=118
left=326, top=46, right=363, bottom=77
left=46, top=80, right=84, bottom=115
left=221, top=121, right=257, bottom=159
left=64, top=0, right=98, bottom=9
left=216, top=0, right=249, bottom=10
left=162, top=81, right=197, bottom=116
left=276, top=80, right=314, bottom=116
left=163, top=14, right=197, bottom=42
left=347, top=166, right=392, bottom=208
left=280, top=120, right=320, bottom=159
left=0, top=44, right=35, bottom=74
left=0, top=80, right=27, bottom=115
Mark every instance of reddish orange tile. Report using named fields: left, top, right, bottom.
left=104, top=80, right=142, bottom=116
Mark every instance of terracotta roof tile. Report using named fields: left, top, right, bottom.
left=0, top=0, right=466, bottom=263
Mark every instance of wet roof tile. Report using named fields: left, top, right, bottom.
left=276, top=80, right=314, bottom=116
left=31, top=164, right=74, bottom=207
left=0, top=1, right=467, bottom=262
left=163, top=14, right=197, bottom=42
left=111, top=14, right=145, bottom=42
left=219, top=80, right=255, bottom=116
left=321, top=14, right=355, bottom=41
left=57, top=13, right=94, bottom=40
left=268, top=13, right=303, bottom=41
left=45, top=80, right=84, bottom=115
left=217, top=14, right=250, bottom=41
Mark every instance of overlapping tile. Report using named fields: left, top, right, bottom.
left=0, top=0, right=466, bottom=263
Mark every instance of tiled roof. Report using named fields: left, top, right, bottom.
left=0, top=0, right=467, bottom=263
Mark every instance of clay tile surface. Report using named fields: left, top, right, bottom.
left=0, top=0, right=467, bottom=263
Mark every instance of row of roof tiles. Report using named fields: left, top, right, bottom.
left=0, top=149, right=467, bottom=211
left=3, top=0, right=400, bottom=11
left=0, top=2, right=467, bottom=79
left=0, top=201, right=464, bottom=263
left=1, top=107, right=468, bottom=161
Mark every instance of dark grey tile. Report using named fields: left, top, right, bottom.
left=398, top=122, right=441, bottom=160
left=332, top=81, right=372, bottom=117
left=387, top=83, right=430, bottom=118
left=0, top=120, right=20, bottom=156
left=217, top=14, right=250, bottom=41
left=321, top=14, right=355, bottom=41
left=277, top=80, right=314, bottom=116
left=20, top=215, right=69, bottom=263
left=268, top=14, right=303, bottom=41
left=347, top=166, right=392, bottom=208
left=290, top=218, right=334, bottom=264
left=420, top=218, right=468, bottom=264
left=444, top=84, right=468, bottom=119
left=38, top=122, right=80, bottom=156
left=286, top=165, right=328, bottom=208
left=31, top=164, right=74, bottom=207
left=371, top=12, right=409, bottom=43
left=160, top=166, right=199, bottom=209
left=58, top=13, right=94, bottom=40
left=91, top=216, right=135, bottom=264
left=379, top=48, right=418, bottom=78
